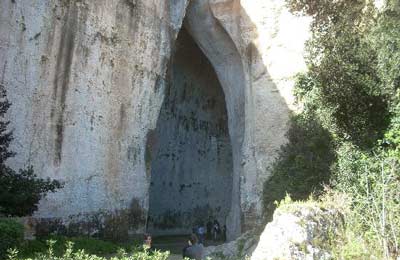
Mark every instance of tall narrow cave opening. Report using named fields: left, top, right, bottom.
left=146, top=27, right=233, bottom=236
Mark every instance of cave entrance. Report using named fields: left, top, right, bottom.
left=146, top=27, right=234, bottom=236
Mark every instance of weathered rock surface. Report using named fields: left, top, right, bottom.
left=205, top=205, right=343, bottom=260
left=147, top=27, right=233, bottom=235
left=0, top=0, right=311, bottom=239
left=251, top=205, right=343, bottom=260
left=204, top=231, right=258, bottom=260
left=1, top=0, right=191, bottom=239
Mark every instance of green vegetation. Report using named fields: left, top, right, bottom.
left=264, top=0, right=400, bottom=258
left=6, top=240, right=169, bottom=260
left=0, top=219, right=24, bottom=259
left=0, top=84, right=62, bottom=217
left=15, top=235, right=142, bottom=258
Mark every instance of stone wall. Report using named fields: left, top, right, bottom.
left=0, top=0, right=310, bottom=240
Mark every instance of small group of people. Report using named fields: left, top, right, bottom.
left=144, top=233, right=204, bottom=260
left=184, top=219, right=227, bottom=259
left=195, top=218, right=226, bottom=242
left=143, top=218, right=227, bottom=260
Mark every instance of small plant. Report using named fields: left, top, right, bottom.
left=0, top=218, right=24, bottom=259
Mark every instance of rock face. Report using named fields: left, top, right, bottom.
left=147, top=28, right=233, bottom=235
left=204, top=205, right=343, bottom=260
left=250, top=205, right=343, bottom=260
left=204, top=231, right=258, bottom=260
left=0, top=0, right=310, bottom=239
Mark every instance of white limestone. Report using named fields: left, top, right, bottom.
left=0, top=0, right=311, bottom=238
left=251, top=205, right=342, bottom=260
left=204, top=205, right=342, bottom=260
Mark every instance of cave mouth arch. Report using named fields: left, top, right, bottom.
left=146, top=26, right=234, bottom=236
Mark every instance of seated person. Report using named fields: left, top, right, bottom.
left=144, top=234, right=152, bottom=247
left=143, top=234, right=154, bottom=253
left=183, top=234, right=204, bottom=260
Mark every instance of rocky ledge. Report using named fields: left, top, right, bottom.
left=205, top=204, right=344, bottom=260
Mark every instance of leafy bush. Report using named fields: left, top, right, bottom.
left=15, top=235, right=145, bottom=259
left=7, top=240, right=170, bottom=260
left=333, top=142, right=400, bottom=258
left=18, top=236, right=126, bottom=258
left=0, top=218, right=24, bottom=259
left=264, top=0, right=400, bottom=258
left=0, top=167, right=62, bottom=217
left=290, top=0, right=390, bottom=148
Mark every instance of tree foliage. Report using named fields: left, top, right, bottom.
left=292, top=0, right=390, bottom=148
left=265, top=0, right=400, bottom=257
left=0, top=218, right=24, bottom=259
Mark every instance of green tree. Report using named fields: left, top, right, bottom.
left=276, top=0, right=400, bottom=257
left=291, top=0, right=390, bottom=148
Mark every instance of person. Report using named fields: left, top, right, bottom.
left=143, top=234, right=153, bottom=251
left=144, top=234, right=152, bottom=248
left=222, top=225, right=227, bottom=242
left=197, top=223, right=206, bottom=244
left=206, top=218, right=213, bottom=240
left=212, top=219, right=220, bottom=241
left=183, top=234, right=204, bottom=260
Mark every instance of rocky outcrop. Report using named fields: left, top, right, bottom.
left=251, top=205, right=343, bottom=260
left=204, top=231, right=258, bottom=260
left=0, top=0, right=310, bottom=239
left=204, top=204, right=344, bottom=260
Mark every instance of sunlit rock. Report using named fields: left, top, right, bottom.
left=0, top=0, right=310, bottom=239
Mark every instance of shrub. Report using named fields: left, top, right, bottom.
left=0, top=167, right=62, bottom=217
left=16, top=235, right=144, bottom=258
left=0, top=218, right=24, bottom=259
left=333, top=143, right=400, bottom=258
left=287, top=0, right=391, bottom=148
left=270, top=0, right=400, bottom=258
left=7, top=240, right=170, bottom=260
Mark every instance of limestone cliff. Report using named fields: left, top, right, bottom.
left=0, top=0, right=310, bottom=239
